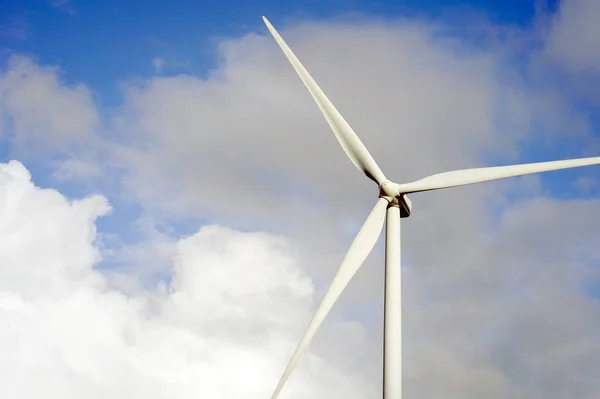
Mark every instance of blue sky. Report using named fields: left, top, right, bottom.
left=2, top=0, right=549, bottom=104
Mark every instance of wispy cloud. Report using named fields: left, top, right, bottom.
left=0, top=13, right=31, bottom=40
left=575, top=176, right=598, bottom=192
left=49, top=0, right=75, bottom=15
left=152, top=57, right=165, bottom=72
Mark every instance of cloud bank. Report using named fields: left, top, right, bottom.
left=0, top=160, right=380, bottom=398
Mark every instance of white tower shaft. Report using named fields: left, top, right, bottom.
left=384, top=204, right=402, bottom=399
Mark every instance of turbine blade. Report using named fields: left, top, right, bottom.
left=270, top=197, right=388, bottom=399
left=262, top=16, right=387, bottom=185
left=397, top=156, right=600, bottom=194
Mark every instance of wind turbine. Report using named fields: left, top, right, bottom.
left=262, top=16, right=600, bottom=399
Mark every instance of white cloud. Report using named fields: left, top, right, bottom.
left=0, top=54, right=104, bottom=183
left=0, top=160, right=377, bottom=399
left=544, top=0, right=600, bottom=74
left=0, top=55, right=98, bottom=149
left=114, top=18, right=530, bottom=231
left=0, top=160, right=109, bottom=300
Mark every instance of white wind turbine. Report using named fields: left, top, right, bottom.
left=262, top=16, right=600, bottom=399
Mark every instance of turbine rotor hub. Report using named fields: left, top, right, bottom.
left=379, top=180, right=399, bottom=197
left=379, top=181, right=412, bottom=218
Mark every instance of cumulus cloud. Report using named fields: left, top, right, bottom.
left=0, top=160, right=109, bottom=300
left=0, top=160, right=378, bottom=398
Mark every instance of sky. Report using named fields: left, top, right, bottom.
left=1, top=0, right=600, bottom=398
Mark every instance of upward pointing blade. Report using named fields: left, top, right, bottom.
left=270, top=197, right=388, bottom=399
left=263, top=16, right=387, bottom=185
left=397, top=156, right=600, bottom=194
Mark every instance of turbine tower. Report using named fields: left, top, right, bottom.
left=262, top=16, right=600, bottom=399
